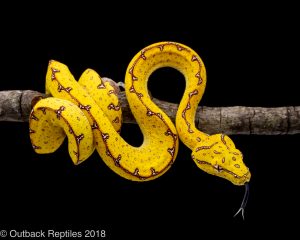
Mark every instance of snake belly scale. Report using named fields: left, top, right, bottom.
left=29, top=41, right=250, bottom=185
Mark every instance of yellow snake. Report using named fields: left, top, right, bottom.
left=29, top=41, right=251, bottom=217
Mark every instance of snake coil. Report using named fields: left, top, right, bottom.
left=29, top=42, right=250, bottom=185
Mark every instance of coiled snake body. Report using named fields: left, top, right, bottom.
left=29, top=42, right=250, bottom=188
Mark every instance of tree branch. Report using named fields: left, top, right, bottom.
left=1, top=90, right=299, bottom=135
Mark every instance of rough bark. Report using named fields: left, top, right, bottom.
left=0, top=90, right=299, bottom=135
left=0, top=90, right=46, bottom=122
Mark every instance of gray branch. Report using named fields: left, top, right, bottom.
left=1, top=90, right=299, bottom=135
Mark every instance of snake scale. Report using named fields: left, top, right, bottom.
left=29, top=42, right=251, bottom=217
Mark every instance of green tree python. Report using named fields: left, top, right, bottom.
left=29, top=42, right=251, bottom=218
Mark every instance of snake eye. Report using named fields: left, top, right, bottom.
left=214, top=164, right=223, bottom=172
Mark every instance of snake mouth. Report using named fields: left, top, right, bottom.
left=234, top=170, right=251, bottom=186
left=242, top=171, right=251, bottom=182
left=219, top=167, right=251, bottom=185
left=195, top=159, right=251, bottom=185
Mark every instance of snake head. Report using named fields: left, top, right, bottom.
left=191, top=134, right=251, bottom=186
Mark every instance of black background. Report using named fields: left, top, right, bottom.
left=0, top=2, right=299, bottom=238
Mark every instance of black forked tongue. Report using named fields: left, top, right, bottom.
left=234, top=183, right=250, bottom=220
